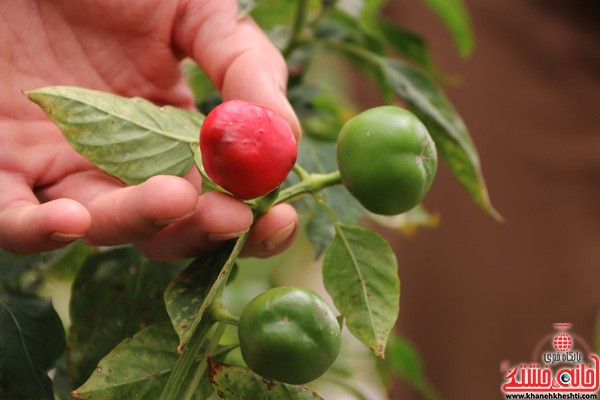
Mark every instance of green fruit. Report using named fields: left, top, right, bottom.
left=336, top=106, right=437, bottom=215
left=237, top=286, right=341, bottom=384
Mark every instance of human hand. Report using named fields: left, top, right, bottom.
left=0, top=0, right=300, bottom=260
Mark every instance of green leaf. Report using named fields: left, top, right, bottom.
left=208, top=360, right=324, bottom=399
left=377, top=57, right=500, bottom=220
left=382, top=333, right=440, bottom=400
left=292, top=137, right=365, bottom=257
left=164, top=242, right=237, bottom=349
left=189, top=142, right=222, bottom=194
left=0, top=250, right=42, bottom=285
left=288, top=85, right=347, bottom=143
left=323, top=225, right=399, bottom=359
left=183, top=60, right=218, bottom=107
left=422, top=0, right=474, bottom=57
left=158, top=317, right=219, bottom=400
left=0, top=293, right=65, bottom=400
left=357, top=0, right=387, bottom=34
left=377, top=20, right=451, bottom=82
left=42, top=240, right=91, bottom=282
left=250, top=0, right=295, bottom=29
left=27, top=86, right=202, bottom=185
left=72, top=323, right=203, bottom=400
left=68, top=247, right=182, bottom=387
left=237, top=0, right=257, bottom=18
left=316, top=8, right=386, bottom=56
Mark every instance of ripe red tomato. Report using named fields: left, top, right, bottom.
left=200, top=100, right=297, bottom=199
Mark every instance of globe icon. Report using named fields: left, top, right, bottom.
left=553, top=332, right=572, bottom=352
left=560, top=372, right=571, bottom=385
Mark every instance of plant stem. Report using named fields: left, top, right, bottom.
left=319, top=38, right=383, bottom=67
left=159, top=317, right=215, bottom=400
left=283, top=0, right=310, bottom=58
left=275, top=170, right=342, bottom=205
left=160, top=233, right=248, bottom=400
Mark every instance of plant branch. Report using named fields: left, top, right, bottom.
left=160, top=233, right=248, bottom=400
left=283, top=0, right=310, bottom=58
left=159, top=317, right=215, bottom=400
left=275, top=170, right=342, bottom=205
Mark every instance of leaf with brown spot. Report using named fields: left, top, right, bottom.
left=323, top=224, right=400, bottom=359
left=208, top=360, right=324, bottom=399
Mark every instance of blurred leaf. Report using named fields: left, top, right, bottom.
left=316, top=7, right=385, bottom=55
left=0, top=250, right=42, bottom=285
left=305, top=205, right=336, bottom=258
left=422, top=0, right=474, bottom=57
left=27, top=86, right=201, bottom=185
left=367, top=204, right=441, bottom=237
left=52, top=355, right=74, bottom=400
left=378, top=20, right=452, bottom=82
left=251, top=0, right=295, bottom=29
left=292, top=137, right=365, bottom=257
left=183, top=60, right=218, bottom=105
left=288, top=85, right=349, bottom=143
left=72, top=323, right=207, bottom=400
left=164, top=242, right=236, bottom=349
left=361, top=0, right=387, bottom=22
left=68, top=247, right=181, bottom=387
left=0, top=293, right=65, bottom=400
left=323, top=225, right=399, bottom=359
left=237, top=0, right=257, bottom=18
left=42, top=240, right=91, bottom=281
left=382, top=333, right=440, bottom=400
left=208, top=360, right=324, bottom=399
left=189, top=142, right=222, bottom=194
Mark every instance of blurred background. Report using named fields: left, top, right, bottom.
left=369, top=0, right=600, bottom=398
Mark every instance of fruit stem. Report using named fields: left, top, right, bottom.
left=275, top=170, right=342, bottom=205
left=207, top=299, right=239, bottom=327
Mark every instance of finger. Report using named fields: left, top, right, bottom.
left=0, top=174, right=90, bottom=253
left=137, top=191, right=254, bottom=261
left=241, top=203, right=299, bottom=258
left=174, top=0, right=302, bottom=138
left=39, top=172, right=200, bottom=246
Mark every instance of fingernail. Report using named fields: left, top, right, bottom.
left=51, top=232, right=84, bottom=242
left=154, top=210, right=195, bottom=227
left=208, top=229, right=248, bottom=242
left=262, top=222, right=296, bottom=250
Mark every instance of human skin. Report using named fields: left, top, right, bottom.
left=0, top=0, right=301, bottom=260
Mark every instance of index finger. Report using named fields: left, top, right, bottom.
left=173, top=0, right=301, bottom=138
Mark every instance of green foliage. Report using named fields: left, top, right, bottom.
left=323, top=225, right=399, bottom=359
left=208, top=360, right=324, bottom=399
left=27, top=87, right=201, bottom=185
left=422, top=0, right=474, bottom=57
left=0, top=293, right=65, bottom=399
left=72, top=323, right=201, bottom=400
left=381, top=334, right=441, bottom=400
left=68, top=247, right=181, bottom=387
left=0, top=0, right=494, bottom=398
left=164, top=242, right=236, bottom=348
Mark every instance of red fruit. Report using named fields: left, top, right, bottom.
left=200, top=100, right=298, bottom=199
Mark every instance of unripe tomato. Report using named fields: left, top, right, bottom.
left=200, top=100, right=297, bottom=199
left=336, top=106, right=437, bottom=215
left=237, top=286, right=341, bottom=385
